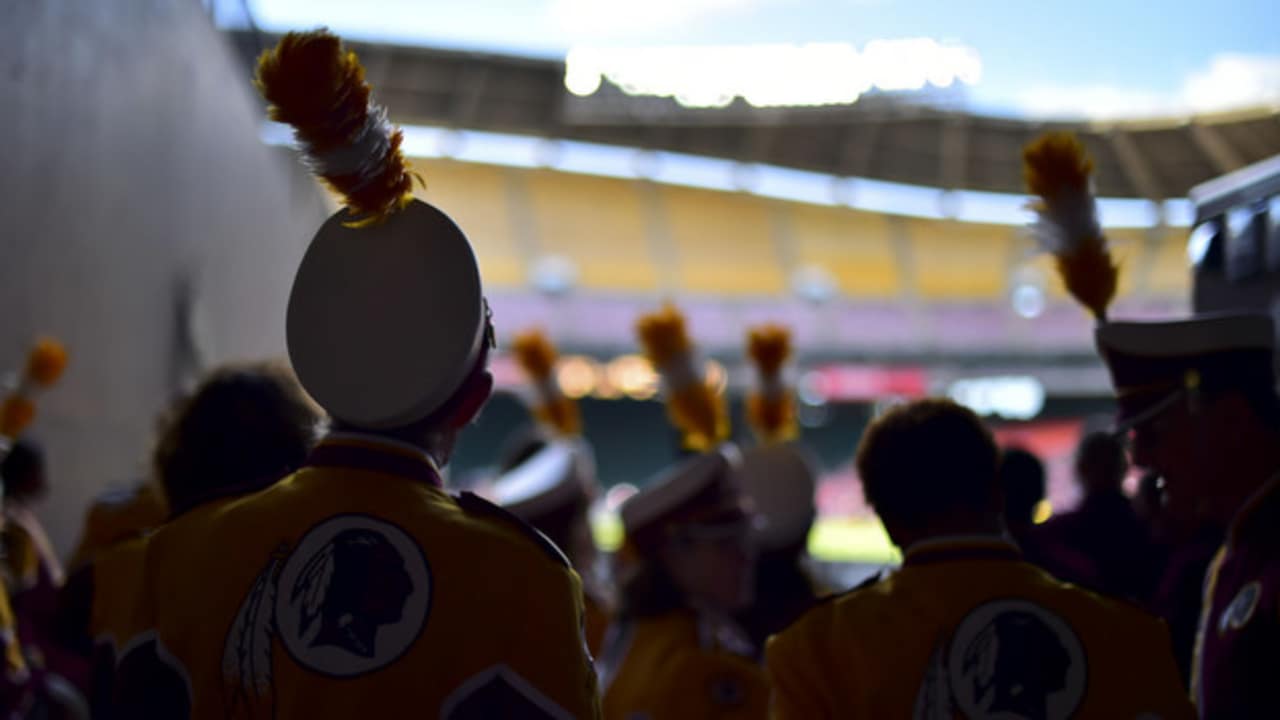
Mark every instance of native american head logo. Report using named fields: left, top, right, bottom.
left=222, top=514, right=432, bottom=713
left=915, top=599, right=1086, bottom=720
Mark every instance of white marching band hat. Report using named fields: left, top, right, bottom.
left=1095, top=313, right=1276, bottom=430
left=491, top=440, right=597, bottom=522
left=737, top=443, right=818, bottom=551
left=738, top=323, right=817, bottom=551
left=258, top=30, right=491, bottom=429
left=620, top=444, right=749, bottom=547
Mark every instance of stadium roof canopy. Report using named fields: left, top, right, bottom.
left=229, top=30, right=1280, bottom=202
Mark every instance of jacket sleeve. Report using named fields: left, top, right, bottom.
left=450, top=563, right=604, bottom=712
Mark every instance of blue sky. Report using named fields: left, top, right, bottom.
left=221, top=0, right=1278, bottom=119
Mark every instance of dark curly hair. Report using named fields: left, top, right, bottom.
left=154, top=361, right=320, bottom=516
left=856, top=399, right=999, bottom=531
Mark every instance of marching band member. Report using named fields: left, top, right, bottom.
left=67, top=361, right=318, bottom=716
left=600, top=305, right=768, bottom=720
left=766, top=398, right=1194, bottom=718
left=0, top=338, right=77, bottom=716
left=492, top=329, right=613, bottom=656
left=99, top=30, right=600, bottom=719
left=734, top=324, right=825, bottom=650
left=1025, top=131, right=1280, bottom=717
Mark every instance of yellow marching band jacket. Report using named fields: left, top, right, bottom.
left=91, top=433, right=600, bottom=719
left=767, top=538, right=1194, bottom=720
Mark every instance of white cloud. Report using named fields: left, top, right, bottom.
left=549, top=0, right=759, bottom=35
left=1016, top=85, right=1175, bottom=120
left=1016, top=53, right=1280, bottom=120
left=1183, top=54, right=1280, bottom=113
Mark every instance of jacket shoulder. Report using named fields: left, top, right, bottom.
left=780, top=569, right=884, bottom=631
left=454, top=491, right=571, bottom=570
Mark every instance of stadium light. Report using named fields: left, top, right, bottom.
left=529, top=255, right=579, bottom=296
left=556, top=356, right=600, bottom=399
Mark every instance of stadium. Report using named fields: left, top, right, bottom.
left=3, top=0, right=1280, bottom=715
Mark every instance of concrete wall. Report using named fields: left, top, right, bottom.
left=0, top=0, right=328, bottom=554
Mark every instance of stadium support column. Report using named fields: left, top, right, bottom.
left=1189, top=123, right=1246, bottom=176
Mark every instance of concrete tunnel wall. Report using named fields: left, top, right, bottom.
left=0, top=0, right=329, bottom=554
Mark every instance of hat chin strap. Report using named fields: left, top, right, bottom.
left=1113, top=388, right=1188, bottom=435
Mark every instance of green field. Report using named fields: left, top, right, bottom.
left=592, top=514, right=900, bottom=565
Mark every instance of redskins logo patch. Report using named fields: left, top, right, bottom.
left=914, top=599, right=1087, bottom=720
left=274, top=514, right=432, bottom=678
left=1219, top=581, right=1262, bottom=635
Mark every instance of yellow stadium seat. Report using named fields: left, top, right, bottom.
left=789, top=206, right=900, bottom=298
left=411, top=159, right=525, bottom=289
left=662, top=188, right=786, bottom=296
left=908, top=220, right=1015, bottom=300
left=1027, top=227, right=1145, bottom=300
left=1146, top=228, right=1192, bottom=297
left=524, top=171, right=659, bottom=292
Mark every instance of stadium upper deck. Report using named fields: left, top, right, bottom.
left=227, top=30, right=1280, bottom=202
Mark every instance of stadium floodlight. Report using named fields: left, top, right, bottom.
left=556, top=356, right=600, bottom=399
left=606, top=355, right=659, bottom=401
left=1009, top=264, right=1048, bottom=319
left=529, top=255, right=579, bottom=297
left=1011, top=283, right=1046, bottom=319
left=792, top=265, right=839, bottom=305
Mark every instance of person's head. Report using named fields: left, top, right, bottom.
left=154, top=361, right=320, bottom=516
left=998, top=447, right=1045, bottom=530
left=1127, top=385, right=1280, bottom=526
left=857, top=399, right=1002, bottom=548
left=1, top=439, right=47, bottom=505
left=620, top=450, right=757, bottom=616
left=338, top=342, right=495, bottom=467
left=1099, top=315, right=1280, bottom=528
left=1074, top=431, right=1128, bottom=496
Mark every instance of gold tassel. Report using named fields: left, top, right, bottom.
left=0, top=337, right=69, bottom=440
left=0, top=397, right=34, bottom=438
left=510, top=329, right=581, bottom=436
left=636, top=304, right=728, bottom=452
left=25, top=338, right=68, bottom=388
left=255, top=30, right=418, bottom=225
left=746, top=324, right=797, bottom=443
left=1022, top=132, right=1119, bottom=322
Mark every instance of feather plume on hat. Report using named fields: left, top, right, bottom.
left=1, top=338, right=68, bottom=443
left=1023, top=132, right=1119, bottom=322
left=510, top=329, right=581, bottom=436
left=745, top=324, right=797, bottom=444
left=636, top=305, right=728, bottom=452
left=255, top=29, right=420, bottom=226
